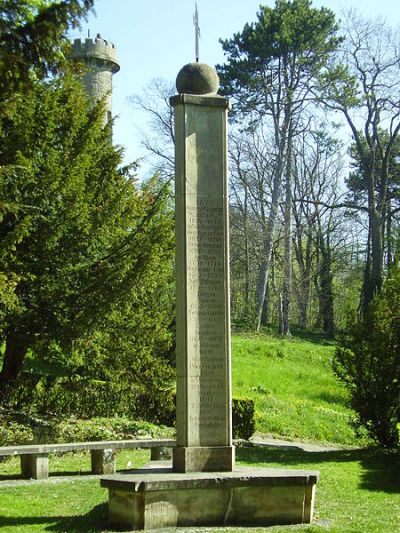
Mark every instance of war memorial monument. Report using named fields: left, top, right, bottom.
left=100, top=61, right=319, bottom=530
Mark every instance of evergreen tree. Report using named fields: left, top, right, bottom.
left=0, top=72, right=175, bottom=400
left=333, top=267, right=400, bottom=447
left=0, top=0, right=93, bottom=94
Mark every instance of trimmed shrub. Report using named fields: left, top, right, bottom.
left=49, top=417, right=173, bottom=443
left=333, top=269, right=400, bottom=448
left=232, top=397, right=255, bottom=440
left=0, top=411, right=174, bottom=445
left=21, top=378, right=176, bottom=427
left=0, top=418, right=34, bottom=446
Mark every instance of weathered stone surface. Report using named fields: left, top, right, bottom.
left=20, top=453, right=49, bottom=480
left=150, top=447, right=172, bottom=461
left=0, top=439, right=175, bottom=480
left=176, top=62, right=219, bottom=95
left=0, top=439, right=176, bottom=456
left=91, top=448, right=116, bottom=475
left=173, top=446, right=234, bottom=473
left=101, top=466, right=319, bottom=530
left=70, top=35, right=120, bottom=123
left=171, top=90, right=232, bottom=472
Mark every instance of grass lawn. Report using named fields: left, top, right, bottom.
left=0, top=447, right=399, bottom=532
left=232, top=332, right=365, bottom=446
left=1, top=331, right=397, bottom=531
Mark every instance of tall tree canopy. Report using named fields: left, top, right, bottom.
left=217, top=0, right=342, bottom=331
left=321, top=11, right=400, bottom=310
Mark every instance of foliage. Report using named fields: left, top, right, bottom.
left=0, top=67, right=175, bottom=401
left=0, top=0, right=176, bottom=417
left=0, top=410, right=174, bottom=445
left=218, top=0, right=343, bottom=333
left=41, top=416, right=173, bottom=443
left=218, top=0, right=342, bottom=118
left=333, top=267, right=400, bottom=447
left=321, top=12, right=400, bottom=309
left=0, top=0, right=93, bottom=94
left=0, top=419, right=33, bottom=446
left=232, top=397, right=255, bottom=440
left=29, top=377, right=176, bottom=426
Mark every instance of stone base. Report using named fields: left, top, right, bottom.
left=100, top=464, right=319, bottom=531
left=173, top=445, right=234, bottom=472
left=20, top=453, right=49, bottom=480
left=91, top=449, right=116, bottom=475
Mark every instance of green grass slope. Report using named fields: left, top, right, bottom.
left=232, top=333, right=365, bottom=446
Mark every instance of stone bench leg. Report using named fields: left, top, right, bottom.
left=150, top=446, right=172, bottom=461
left=20, top=453, right=49, bottom=480
left=91, top=449, right=116, bottom=474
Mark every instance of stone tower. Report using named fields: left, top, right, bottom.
left=71, top=34, right=120, bottom=123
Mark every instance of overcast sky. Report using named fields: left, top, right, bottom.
left=70, top=0, right=400, bottom=173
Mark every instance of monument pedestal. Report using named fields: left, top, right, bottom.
left=173, top=445, right=235, bottom=472
left=101, top=464, right=319, bottom=531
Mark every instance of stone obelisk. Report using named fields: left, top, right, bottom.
left=170, top=63, right=234, bottom=473
left=100, top=62, right=320, bottom=531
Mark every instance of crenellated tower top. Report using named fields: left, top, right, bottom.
left=71, top=34, right=120, bottom=74
left=70, top=34, right=120, bottom=125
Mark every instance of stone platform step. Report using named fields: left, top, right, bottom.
left=101, top=462, right=319, bottom=531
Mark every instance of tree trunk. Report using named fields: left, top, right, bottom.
left=0, top=331, right=29, bottom=400
left=281, top=127, right=293, bottom=336
left=254, top=136, right=287, bottom=332
left=260, top=282, right=270, bottom=326
left=317, top=232, right=335, bottom=339
left=386, top=202, right=393, bottom=268
left=243, top=181, right=251, bottom=306
left=254, top=171, right=282, bottom=332
left=363, top=207, right=383, bottom=311
left=293, top=208, right=313, bottom=329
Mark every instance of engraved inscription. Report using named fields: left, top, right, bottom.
left=185, top=200, right=229, bottom=443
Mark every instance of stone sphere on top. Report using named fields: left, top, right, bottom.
left=176, top=62, right=220, bottom=95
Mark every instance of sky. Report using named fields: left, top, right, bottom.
left=69, top=0, right=400, bottom=171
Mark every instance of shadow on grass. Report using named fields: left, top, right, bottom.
left=289, top=328, right=336, bottom=346
left=0, top=503, right=113, bottom=532
left=314, top=390, right=349, bottom=406
left=236, top=445, right=400, bottom=494
left=273, top=326, right=337, bottom=346
left=0, top=467, right=144, bottom=482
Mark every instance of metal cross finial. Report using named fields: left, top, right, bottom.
left=193, top=2, right=200, bottom=62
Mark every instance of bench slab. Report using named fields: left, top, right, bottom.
left=0, top=439, right=176, bottom=456
left=0, top=440, right=176, bottom=480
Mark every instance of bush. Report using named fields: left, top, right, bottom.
left=0, top=418, right=34, bottom=446
left=232, top=397, right=255, bottom=440
left=5, top=376, right=176, bottom=427
left=49, top=417, right=173, bottom=443
left=333, top=269, right=400, bottom=448
left=0, top=410, right=174, bottom=445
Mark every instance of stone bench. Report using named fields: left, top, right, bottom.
left=0, top=439, right=176, bottom=480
